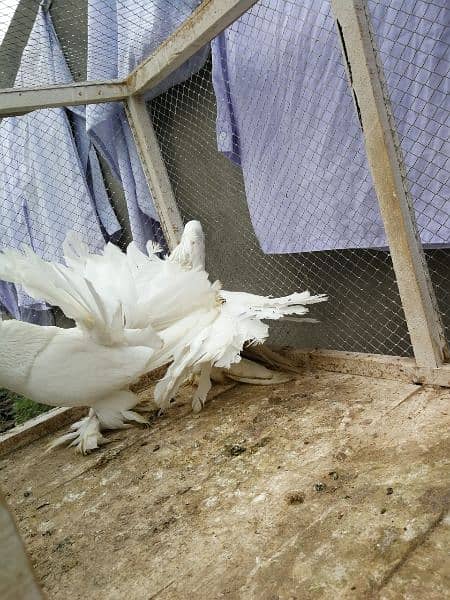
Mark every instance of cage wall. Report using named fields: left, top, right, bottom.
left=0, top=0, right=448, bottom=358
left=150, top=56, right=412, bottom=356
left=368, top=0, right=450, bottom=345
left=0, top=99, right=141, bottom=324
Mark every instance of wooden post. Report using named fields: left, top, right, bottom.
left=0, top=492, right=44, bottom=599
left=127, top=0, right=260, bottom=95
left=125, top=95, right=184, bottom=249
left=331, top=0, right=448, bottom=369
left=124, top=0, right=261, bottom=250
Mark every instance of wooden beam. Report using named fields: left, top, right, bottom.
left=0, top=0, right=260, bottom=116
left=0, top=80, right=129, bottom=117
left=125, top=94, right=184, bottom=249
left=330, top=0, right=448, bottom=369
left=0, top=492, right=44, bottom=599
left=0, top=407, right=84, bottom=458
left=275, top=347, right=450, bottom=388
left=128, top=0, right=259, bottom=96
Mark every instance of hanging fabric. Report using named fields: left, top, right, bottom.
left=211, top=0, right=450, bottom=254
left=0, top=5, right=120, bottom=322
left=86, top=0, right=209, bottom=251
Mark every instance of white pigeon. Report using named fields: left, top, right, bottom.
left=0, top=246, right=162, bottom=453
left=60, top=221, right=327, bottom=414
left=61, top=228, right=222, bottom=375
left=0, top=221, right=326, bottom=444
left=154, top=283, right=327, bottom=413
left=150, top=221, right=327, bottom=412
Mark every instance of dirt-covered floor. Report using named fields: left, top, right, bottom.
left=0, top=371, right=449, bottom=599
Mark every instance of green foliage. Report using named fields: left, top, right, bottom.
left=0, top=388, right=51, bottom=426
left=14, top=396, right=51, bottom=425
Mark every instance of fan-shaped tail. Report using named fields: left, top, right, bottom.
left=0, top=244, right=160, bottom=349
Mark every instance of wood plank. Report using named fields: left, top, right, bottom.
left=0, top=407, right=84, bottom=458
left=277, top=347, right=450, bottom=387
left=128, top=0, right=259, bottom=95
left=125, top=94, right=184, bottom=249
left=0, top=80, right=129, bottom=117
left=0, top=492, right=43, bottom=599
left=330, top=0, right=448, bottom=369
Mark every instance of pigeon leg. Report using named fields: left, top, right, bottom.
left=192, top=363, right=212, bottom=413
left=47, top=408, right=106, bottom=455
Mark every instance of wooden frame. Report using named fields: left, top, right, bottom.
left=0, top=0, right=258, bottom=251
left=330, top=0, right=449, bottom=370
left=277, top=348, right=450, bottom=388
left=126, top=0, right=260, bottom=95
left=125, top=95, right=184, bottom=249
left=0, top=80, right=129, bottom=117
left=0, top=0, right=259, bottom=115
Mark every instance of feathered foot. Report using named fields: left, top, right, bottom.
left=94, top=391, right=150, bottom=431
left=47, top=409, right=106, bottom=455
left=121, top=409, right=150, bottom=427
left=48, top=392, right=150, bottom=454
left=241, top=345, right=305, bottom=375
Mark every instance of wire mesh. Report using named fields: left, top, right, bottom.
left=0, top=0, right=202, bottom=89
left=151, top=26, right=412, bottom=357
left=0, top=101, right=139, bottom=323
left=1, top=0, right=448, bottom=359
left=147, top=0, right=412, bottom=355
left=368, top=0, right=450, bottom=345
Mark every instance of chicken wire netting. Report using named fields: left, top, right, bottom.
left=0, top=0, right=449, bottom=357
left=368, top=0, right=450, bottom=346
left=0, top=101, right=139, bottom=323
left=150, top=0, right=413, bottom=357
left=0, top=0, right=202, bottom=89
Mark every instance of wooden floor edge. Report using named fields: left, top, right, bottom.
left=0, top=406, right=85, bottom=458
left=273, top=347, right=450, bottom=387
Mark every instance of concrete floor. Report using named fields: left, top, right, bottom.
left=0, top=371, right=449, bottom=599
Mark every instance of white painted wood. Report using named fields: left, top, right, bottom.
left=0, top=493, right=43, bottom=599
left=128, top=0, right=259, bottom=95
left=331, top=0, right=448, bottom=369
left=125, top=94, right=184, bottom=249
left=0, top=80, right=129, bottom=117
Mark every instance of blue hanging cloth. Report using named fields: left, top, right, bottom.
left=0, top=5, right=121, bottom=322
left=211, top=0, right=450, bottom=254
left=85, top=0, right=209, bottom=251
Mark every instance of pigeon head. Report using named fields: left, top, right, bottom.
left=170, top=220, right=205, bottom=271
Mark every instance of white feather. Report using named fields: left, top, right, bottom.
left=0, top=219, right=327, bottom=453
left=0, top=241, right=162, bottom=453
left=154, top=222, right=327, bottom=412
